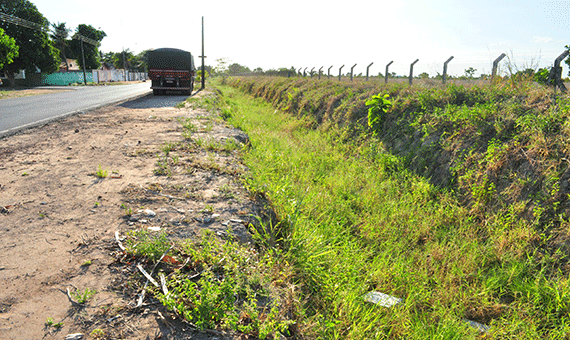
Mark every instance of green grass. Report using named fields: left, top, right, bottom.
left=215, top=78, right=570, bottom=338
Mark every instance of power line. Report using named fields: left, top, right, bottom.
left=0, top=11, right=99, bottom=46
left=0, top=11, right=47, bottom=32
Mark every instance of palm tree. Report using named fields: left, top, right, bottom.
left=50, top=22, right=70, bottom=71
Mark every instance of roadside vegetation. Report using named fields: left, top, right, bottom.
left=127, top=76, right=570, bottom=339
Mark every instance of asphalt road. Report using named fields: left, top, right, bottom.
left=0, top=82, right=152, bottom=138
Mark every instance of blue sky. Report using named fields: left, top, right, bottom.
left=30, top=0, right=569, bottom=77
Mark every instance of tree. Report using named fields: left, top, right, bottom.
left=418, top=72, right=429, bottom=79
left=0, top=28, right=19, bottom=69
left=67, top=24, right=106, bottom=70
left=464, top=67, right=477, bottom=79
left=212, top=57, right=230, bottom=76
left=50, top=22, right=70, bottom=71
left=227, top=63, right=251, bottom=75
left=0, top=0, right=59, bottom=87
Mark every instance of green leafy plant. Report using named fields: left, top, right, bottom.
left=534, top=68, right=551, bottom=85
left=121, top=203, right=132, bottom=216
left=89, top=328, right=105, bottom=339
left=365, top=93, right=392, bottom=132
left=45, top=317, right=64, bottom=329
left=96, top=164, right=108, bottom=178
left=72, top=288, right=97, bottom=304
left=90, top=328, right=105, bottom=339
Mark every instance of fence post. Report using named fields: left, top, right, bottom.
left=328, top=66, right=333, bottom=79
left=297, top=67, right=302, bottom=77
left=339, top=65, right=345, bottom=81
left=310, top=67, right=315, bottom=78
left=366, top=62, right=373, bottom=81
left=303, top=67, right=308, bottom=77
left=318, top=66, right=323, bottom=80
left=350, top=64, right=357, bottom=81
left=385, top=61, right=393, bottom=84
left=443, top=56, right=454, bottom=84
left=491, top=53, right=506, bottom=83
left=548, top=49, right=569, bottom=92
left=409, top=59, right=419, bottom=85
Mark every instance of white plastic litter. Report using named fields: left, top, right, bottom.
left=363, top=291, right=403, bottom=308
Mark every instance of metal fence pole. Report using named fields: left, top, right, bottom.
left=366, top=62, right=373, bottom=81
left=491, top=53, right=506, bottom=83
left=328, top=66, right=333, bottom=79
left=339, top=65, right=345, bottom=81
left=303, top=67, right=308, bottom=77
left=385, top=61, right=393, bottom=84
left=310, top=67, right=315, bottom=78
left=409, top=59, right=419, bottom=85
left=350, top=63, right=357, bottom=81
left=318, top=66, right=323, bottom=80
left=298, top=67, right=302, bottom=76
left=443, top=56, right=453, bottom=84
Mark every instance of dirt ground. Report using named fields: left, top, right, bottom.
left=0, top=90, right=263, bottom=339
left=0, top=88, right=70, bottom=100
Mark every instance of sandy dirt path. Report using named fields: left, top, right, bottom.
left=0, top=91, right=260, bottom=339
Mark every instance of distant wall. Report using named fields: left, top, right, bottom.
left=94, top=69, right=124, bottom=83
left=93, top=70, right=147, bottom=83
left=2, top=70, right=148, bottom=87
left=41, top=71, right=93, bottom=86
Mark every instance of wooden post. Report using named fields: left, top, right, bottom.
left=385, top=61, right=393, bottom=84
left=338, top=65, right=344, bottom=81
left=491, top=53, right=506, bottom=83
left=310, top=67, right=315, bottom=78
left=318, top=66, right=323, bottom=80
left=366, top=62, right=373, bottom=81
left=303, top=67, right=308, bottom=77
left=350, top=63, right=357, bottom=81
left=443, top=56, right=453, bottom=84
left=409, top=59, right=419, bottom=85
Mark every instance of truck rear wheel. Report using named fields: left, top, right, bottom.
left=153, top=89, right=160, bottom=96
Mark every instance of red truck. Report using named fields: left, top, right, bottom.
left=147, top=48, right=195, bottom=95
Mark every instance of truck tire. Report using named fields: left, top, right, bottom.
left=153, top=89, right=160, bottom=96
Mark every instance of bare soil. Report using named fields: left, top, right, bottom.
left=0, top=88, right=70, bottom=100
left=0, top=90, right=263, bottom=339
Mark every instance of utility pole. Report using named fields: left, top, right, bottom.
left=122, top=48, right=127, bottom=81
left=80, top=37, right=87, bottom=85
left=200, top=16, right=206, bottom=90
